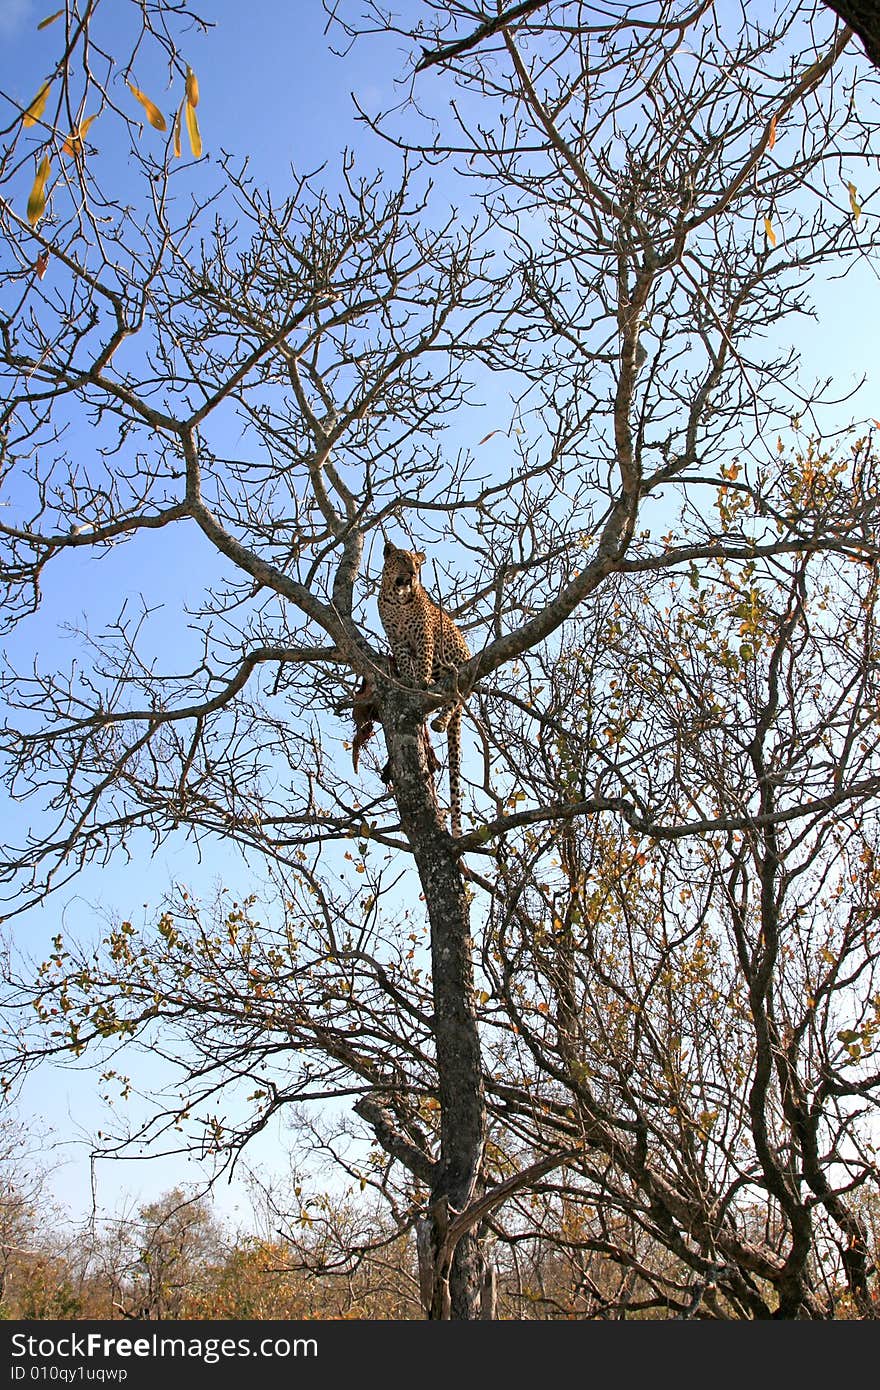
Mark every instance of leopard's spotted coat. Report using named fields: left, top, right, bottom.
left=378, top=542, right=470, bottom=837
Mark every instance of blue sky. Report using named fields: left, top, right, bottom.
left=0, top=0, right=517, bottom=1233
left=0, top=0, right=878, bottom=1231
left=0, top=0, right=412, bottom=1228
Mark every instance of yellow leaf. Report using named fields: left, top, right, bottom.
left=185, top=99, right=202, bottom=158
left=173, top=100, right=183, bottom=158
left=128, top=83, right=167, bottom=132
left=61, top=112, right=97, bottom=157
left=768, top=114, right=777, bottom=149
left=27, top=155, right=51, bottom=226
left=23, top=83, right=51, bottom=127
left=185, top=66, right=200, bottom=108
left=37, top=10, right=63, bottom=29
left=846, top=181, right=861, bottom=222
left=764, top=216, right=777, bottom=247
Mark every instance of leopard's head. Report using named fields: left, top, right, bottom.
left=383, top=541, right=426, bottom=595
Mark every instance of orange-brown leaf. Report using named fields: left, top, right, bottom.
left=173, top=100, right=183, bottom=158
left=35, top=249, right=50, bottom=279
left=185, top=98, right=202, bottom=158
left=37, top=10, right=63, bottom=28
left=23, top=83, right=51, bottom=127
left=27, top=155, right=51, bottom=226
left=768, top=114, right=777, bottom=150
left=128, top=83, right=167, bottom=131
left=185, top=66, right=200, bottom=108
left=61, top=112, right=97, bottom=157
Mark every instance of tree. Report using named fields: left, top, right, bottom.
left=823, top=4, right=880, bottom=69
left=343, top=0, right=880, bottom=75
left=472, top=489, right=880, bottom=1316
left=0, top=1110, right=93, bottom=1317
left=98, top=1189, right=227, bottom=1320
left=2, top=0, right=879, bottom=1318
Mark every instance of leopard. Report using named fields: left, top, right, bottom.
left=377, top=540, right=470, bottom=837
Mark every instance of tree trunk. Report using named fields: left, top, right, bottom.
left=383, top=689, right=488, bottom=1319
left=823, top=2, right=880, bottom=69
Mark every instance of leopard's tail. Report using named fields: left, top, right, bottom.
left=446, top=705, right=463, bottom=838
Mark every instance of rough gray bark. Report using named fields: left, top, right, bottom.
left=381, top=683, right=489, bottom=1319
left=823, top=1, right=880, bottom=67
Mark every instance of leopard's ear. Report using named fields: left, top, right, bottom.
left=414, top=550, right=426, bottom=567
left=383, top=541, right=396, bottom=558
